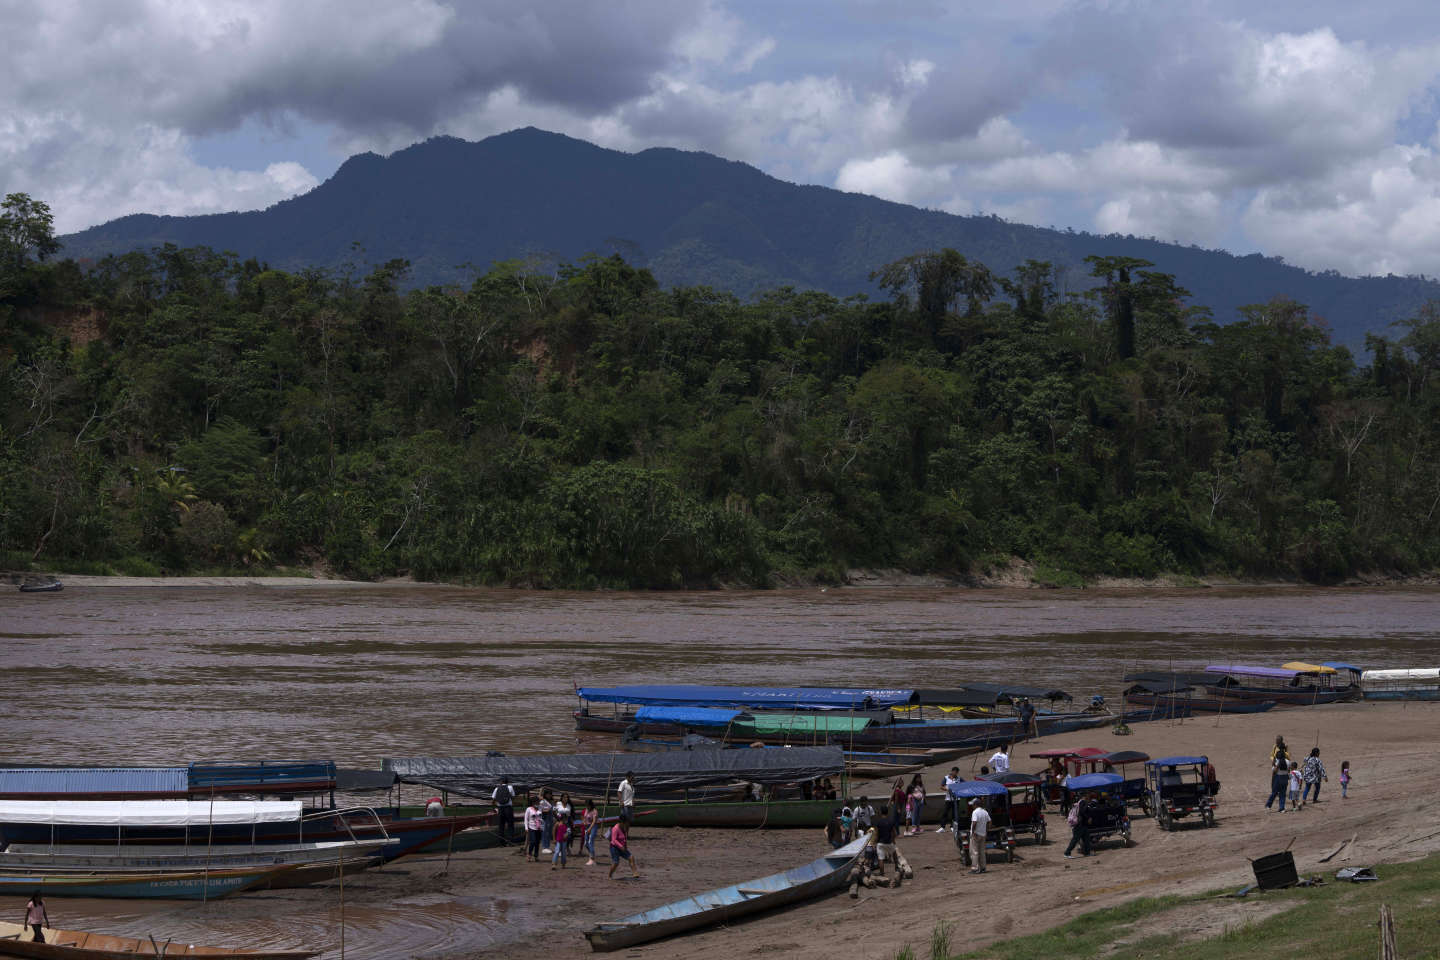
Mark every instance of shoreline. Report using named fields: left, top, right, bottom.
left=7, top=569, right=1439, bottom=589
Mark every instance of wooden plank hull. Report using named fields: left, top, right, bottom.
left=576, top=711, right=1023, bottom=749
left=584, top=832, right=871, bottom=951
left=1200, top=685, right=1354, bottom=706
left=0, top=921, right=317, bottom=958
left=1123, top=694, right=1278, bottom=716
left=0, top=865, right=296, bottom=899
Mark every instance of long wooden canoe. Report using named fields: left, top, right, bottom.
left=0, top=920, right=317, bottom=958
left=0, top=864, right=299, bottom=900
left=584, top=831, right=872, bottom=952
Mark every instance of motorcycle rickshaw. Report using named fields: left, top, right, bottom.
left=1097, top=750, right=1151, bottom=814
left=950, top=779, right=1015, bottom=865
left=1063, top=772, right=1132, bottom=849
left=1029, top=747, right=1107, bottom=808
left=1144, top=755, right=1218, bottom=830
left=980, top=770, right=1047, bottom=845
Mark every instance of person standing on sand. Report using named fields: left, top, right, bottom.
left=1287, top=761, right=1303, bottom=811
left=492, top=776, right=516, bottom=841
left=874, top=805, right=897, bottom=870
left=618, top=772, right=636, bottom=823
left=1301, top=748, right=1327, bottom=804
left=989, top=745, right=1010, bottom=773
left=825, top=808, right=845, bottom=849
left=582, top=799, right=600, bottom=865
left=967, top=798, right=991, bottom=874
left=539, top=788, right=555, bottom=852
left=889, top=778, right=907, bottom=834
left=607, top=818, right=640, bottom=879
left=523, top=795, right=542, bottom=862
left=1063, top=794, right=1091, bottom=858
left=854, top=796, right=875, bottom=835
left=1340, top=760, right=1352, bottom=798
left=1265, top=736, right=1290, bottom=812
left=22, top=892, right=48, bottom=943
left=939, top=767, right=961, bottom=832
left=551, top=816, right=569, bottom=868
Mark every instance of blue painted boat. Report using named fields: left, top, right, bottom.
left=584, top=831, right=872, bottom=951
left=0, top=864, right=298, bottom=899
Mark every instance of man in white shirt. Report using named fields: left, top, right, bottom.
left=968, top=799, right=992, bottom=874
left=854, top=796, right=875, bottom=832
left=618, top=773, right=636, bottom=823
left=989, top=746, right=1010, bottom=774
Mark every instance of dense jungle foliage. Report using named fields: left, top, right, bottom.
left=4, top=193, right=1440, bottom=586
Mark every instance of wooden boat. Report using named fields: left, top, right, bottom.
left=584, top=831, right=872, bottom=951
left=0, top=920, right=317, bottom=958
left=1200, top=665, right=1357, bottom=705
left=1361, top=668, right=1440, bottom=701
left=17, top=582, right=61, bottom=593
left=0, top=839, right=392, bottom=888
left=0, top=864, right=300, bottom=899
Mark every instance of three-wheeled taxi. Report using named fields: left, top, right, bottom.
left=1030, top=747, right=1108, bottom=809
left=980, top=770, right=1047, bottom=845
left=950, top=779, right=1015, bottom=865
left=1064, top=772, right=1132, bottom=849
left=1144, top=756, right=1218, bottom=830
left=1097, top=750, right=1151, bottom=814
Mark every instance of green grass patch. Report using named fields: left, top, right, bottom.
left=1032, top=563, right=1087, bottom=589
left=949, top=851, right=1440, bottom=960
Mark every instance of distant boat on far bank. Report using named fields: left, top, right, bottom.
left=18, top=580, right=62, bottom=593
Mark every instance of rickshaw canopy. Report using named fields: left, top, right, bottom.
left=1066, top=772, right=1124, bottom=791
left=980, top=771, right=1044, bottom=786
left=1146, top=756, right=1209, bottom=767
left=949, top=779, right=1009, bottom=798
left=1098, top=751, right=1150, bottom=766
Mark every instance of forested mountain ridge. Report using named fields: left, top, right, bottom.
left=5, top=188, right=1440, bottom=587
left=58, top=127, right=1440, bottom=347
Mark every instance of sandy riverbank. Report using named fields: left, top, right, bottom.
left=363, top=700, right=1435, bottom=959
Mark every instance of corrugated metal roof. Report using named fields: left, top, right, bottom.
left=0, top=767, right=189, bottom=797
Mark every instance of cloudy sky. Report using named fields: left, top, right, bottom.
left=6, top=0, right=1440, bottom=277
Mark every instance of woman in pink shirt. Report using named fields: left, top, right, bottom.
left=23, top=892, right=48, bottom=943
left=523, top=795, right=543, bottom=862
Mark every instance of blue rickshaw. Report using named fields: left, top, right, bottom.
left=1144, top=756, right=1218, bottom=831
left=950, top=779, right=1015, bottom=865
left=1064, top=772, right=1132, bottom=848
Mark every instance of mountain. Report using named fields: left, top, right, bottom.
left=60, top=127, right=1440, bottom=346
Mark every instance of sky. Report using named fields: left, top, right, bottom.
left=6, top=0, right=1440, bottom=278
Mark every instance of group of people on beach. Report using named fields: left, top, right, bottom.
left=491, top=774, right=640, bottom=878
left=1265, top=735, right=1351, bottom=812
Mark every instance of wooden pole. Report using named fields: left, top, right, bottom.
left=1379, top=904, right=1397, bottom=960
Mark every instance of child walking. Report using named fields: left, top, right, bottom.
left=1340, top=761, right=1352, bottom=798
left=1287, top=761, right=1303, bottom=811
left=551, top=816, right=569, bottom=868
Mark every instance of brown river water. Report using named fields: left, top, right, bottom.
left=2, top=583, right=1438, bottom=957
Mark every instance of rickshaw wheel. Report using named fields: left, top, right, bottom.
left=1202, top=808, right=1215, bottom=828
left=1036, top=820, right=1047, bottom=844
left=1005, top=844, right=1014, bottom=863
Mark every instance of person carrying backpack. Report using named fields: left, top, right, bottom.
left=1064, top=794, right=1091, bottom=858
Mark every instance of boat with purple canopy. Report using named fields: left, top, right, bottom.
left=1201, top=665, right=1356, bottom=706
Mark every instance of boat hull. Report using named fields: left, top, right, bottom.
left=1362, top=690, right=1440, bottom=701
left=1200, top=686, right=1354, bottom=706
left=585, top=832, right=871, bottom=951
left=576, top=711, right=1024, bottom=749
left=1123, top=694, right=1278, bottom=717
left=0, top=920, right=317, bottom=958
left=0, top=866, right=294, bottom=900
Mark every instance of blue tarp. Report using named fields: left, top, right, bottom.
left=1146, top=756, right=1209, bottom=767
left=0, top=767, right=189, bottom=798
left=949, top=779, right=1008, bottom=798
left=633, top=706, right=748, bottom=727
left=1322, top=662, right=1364, bottom=675
left=1066, top=772, right=1124, bottom=791
left=577, top=685, right=917, bottom=710
left=188, top=762, right=335, bottom=791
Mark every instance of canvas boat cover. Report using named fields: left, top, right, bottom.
left=1205, top=665, right=1298, bottom=680
left=0, top=767, right=188, bottom=798
left=1125, top=671, right=1235, bottom=688
left=911, top=689, right=1000, bottom=708
left=576, top=686, right=917, bottom=710
left=956, top=682, right=1071, bottom=701
left=335, top=768, right=398, bottom=792
left=737, top=715, right=872, bottom=735
left=1280, top=662, right=1336, bottom=674
left=633, top=706, right=749, bottom=727
left=1124, top=680, right=1194, bottom=695
left=1361, top=668, right=1440, bottom=684
left=188, top=762, right=335, bottom=791
left=0, top=800, right=302, bottom=826
left=385, top=746, right=845, bottom=797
